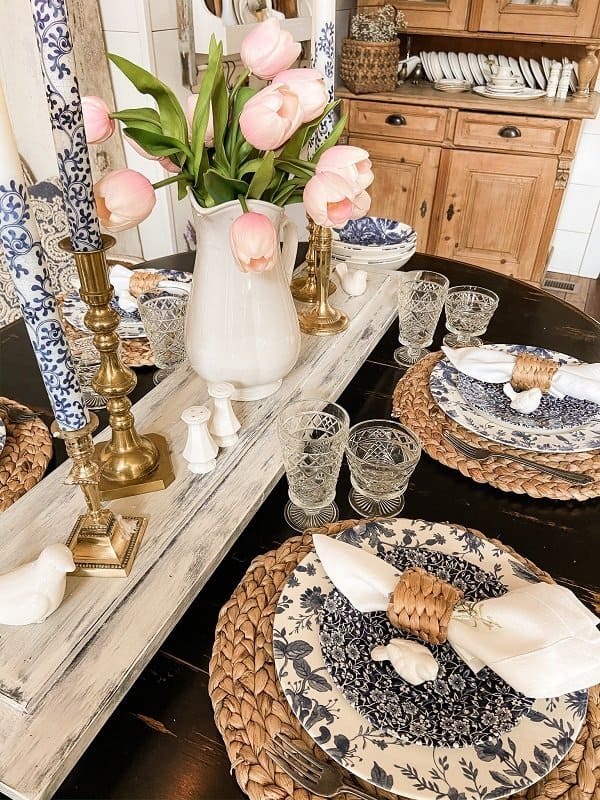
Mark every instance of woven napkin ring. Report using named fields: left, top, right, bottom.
left=386, top=567, right=464, bottom=645
left=129, top=271, right=163, bottom=298
left=510, top=353, right=559, bottom=393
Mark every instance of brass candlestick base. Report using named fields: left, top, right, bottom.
left=298, top=224, right=349, bottom=336
left=52, top=416, right=147, bottom=577
left=291, top=217, right=335, bottom=304
left=60, top=236, right=175, bottom=499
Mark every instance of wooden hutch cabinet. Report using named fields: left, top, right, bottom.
left=338, top=1, right=600, bottom=282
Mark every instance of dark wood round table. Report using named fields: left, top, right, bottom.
left=0, top=252, right=598, bottom=800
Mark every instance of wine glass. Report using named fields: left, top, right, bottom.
left=278, top=400, right=350, bottom=532
left=443, top=285, right=499, bottom=348
left=394, top=270, right=449, bottom=367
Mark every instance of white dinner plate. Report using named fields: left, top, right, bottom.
left=458, top=51, right=474, bottom=83
left=274, top=518, right=588, bottom=800
left=498, top=54, right=510, bottom=70
left=542, top=56, right=552, bottom=81
left=530, top=58, right=546, bottom=89
left=519, top=56, right=536, bottom=88
left=571, top=60, right=578, bottom=93
left=428, top=51, right=444, bottom=82
left=508, top=56, right=524, bottom=82
left=473, top=86, right=547, bottom=100
left=448, top=51, right=463, bottom=80
left=419, top=51, right=433, bottom=83
left=438, top=51, right=454, bottom=80
left=478, top=53, right=493, bottom=82
left=468, top=52, right=485, bottom=85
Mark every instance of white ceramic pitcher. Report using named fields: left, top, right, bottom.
left=185, top=197, right=301, bottom=401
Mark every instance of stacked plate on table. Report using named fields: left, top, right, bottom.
left=430, top=343, right=600, bottom=454
left=332, top=216, right=417, bottom=271
left=61, top=268, right=193, bottom=340
left=432, top=78, right=472, bottom=93
left=273, top=516, right=590, bottom=799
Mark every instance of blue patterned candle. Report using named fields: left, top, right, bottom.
left=30, top=0, right=102, bottom=252
left=309, top=0, right=336, bottom=156
left=0, top=80, right=87, bottom=430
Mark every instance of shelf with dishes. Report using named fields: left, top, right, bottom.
left=415, top=50, right=579, bottom=100
left=192, top=0, right=312, bottom=55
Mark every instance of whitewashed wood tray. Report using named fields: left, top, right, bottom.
left=0, top=269, right=399, bottom=800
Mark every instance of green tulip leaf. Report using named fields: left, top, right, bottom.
left=123, top=127, right=191, bottom=158
left=247, top=151, right=275, bottom=200
left=237, top=158, right=268, bottom=178
left=204, top=169, right=248, bottom=204
left=211, top=61, right=229, bottom=168
left=310, top=112, right=348, bottom=161
left=192, top=37, right=223, bottom=182
left=108, top=54, right=187, bottom=142
left=111, top=107, right=162, bottom=128
left=274, top=158, right=315, bottom=179
left=279, top=100, right=340, bottom=161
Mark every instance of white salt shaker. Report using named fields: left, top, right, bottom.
left=208, top=382, right=241, bottom=447
left=181, top=406, right=219, bottom=474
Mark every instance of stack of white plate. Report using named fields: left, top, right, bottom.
left=432, top=78, right=472, bottom=93
left=332, top=217, right=417, bottom=271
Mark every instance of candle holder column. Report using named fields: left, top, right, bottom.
left=61, top=236, right=175, bottom=500
left=298, top=223, right=349, bottom=336
left=291, top=218, right=335, bottom=304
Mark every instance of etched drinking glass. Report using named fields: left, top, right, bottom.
left=70, top=335, right=106, bottom=410
left=138, top=290, right=189, bottom=384
left=346, top=420, right=421, bottom=517
left=278, top=400, right=350, bottom=532
left=394, top=270, right=449, bottom=367
left=443, top=285, right=499, bottom=348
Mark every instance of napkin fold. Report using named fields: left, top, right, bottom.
left=442, top=345, right=600, bottom=411
left=72, top=265, right=190, bottom=313
left=313, top=534, right=600, bottom=698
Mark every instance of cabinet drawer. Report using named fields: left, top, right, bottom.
left=454, top=112, right=567, bottom=155
left=349, top=101, right=447, bottom=144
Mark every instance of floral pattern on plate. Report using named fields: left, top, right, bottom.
left=319, top=547, right=533, bottom=748
left=0, top=417, right=5, bottom=456
left=430, top=345, right=600, bottom=453
left=62, top=269, right=192, bottom=340
left=273, top=518, right=587, bottom=800
left=455, top=372, right=600, bottom=433
left=334, top=217, right=417, bottom=247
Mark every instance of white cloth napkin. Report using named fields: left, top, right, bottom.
left=313, top=534, right=600, bottom=698
left=72, top=265, right=190, bottom=313
left=442, top=345, right=600, bottom=411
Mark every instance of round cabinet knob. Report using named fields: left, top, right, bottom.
left=499, top=125, right=522, bottom=138
left=385, top=114, right=407, bottom=126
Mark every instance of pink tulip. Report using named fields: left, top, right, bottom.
left=94, top=169, right=156, bottom=232
left=240, top=18, right=301, bottom=80
left=125, top=135, right=180, bottom=173
left=303, top=171, right=371, bottom=228
left=229, top=212, right=278, bottom=273
left=185, top=94, right=214, bottom=147
left=272, top=69, right=328, bottom=123
left=240, top=84, right=303, bottom=151
left=316, top=145, right=374, bottom=190
left=81, top=96, right=115, bottom=144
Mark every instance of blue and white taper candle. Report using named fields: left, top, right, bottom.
left=30, top=0, right=102, bottom=253
left=0, top=79, right=87, bottom=430
left=308, top=0, right=336, bottom=156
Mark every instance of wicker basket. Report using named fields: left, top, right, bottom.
left=340, top=37, right=399, bottom=94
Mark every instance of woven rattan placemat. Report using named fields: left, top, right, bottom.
left=392, top=353, right=600, bottom=502
left=209, top=519, right=600, bottom=800
left=0, top=398, right=52, bottom=512
left=56, top=294, right=155, bottom=368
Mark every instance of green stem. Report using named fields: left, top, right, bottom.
left=238, top=195, right=249, bottom=213
left=152, top=173, right=190, bottom=190
left=230, top=68, right=251, bottom=96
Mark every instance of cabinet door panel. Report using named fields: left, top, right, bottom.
left=349, top=137, right=440, bottom=248
left=357, top=0, right=469, bottom=31
left=477, top=0, right=598, bottom=37
left=434, top=151, right=556, bottom=280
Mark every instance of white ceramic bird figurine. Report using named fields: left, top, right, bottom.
left=371, top=639, right=439, bottom=685
left=0, top=544, right=75, bottom=626
left=334, top=262, right=368, bottom=297
left=503, top=382, right=543, bottom=414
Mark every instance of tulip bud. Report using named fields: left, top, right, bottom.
left=82, top=96, right=115, bottom=144
left=240, top=84, right=303, bottom=151
left=94, top=169, right=156, bottom=232
left=229, top=211, right=278, bottom=273
left=303, top=171, right=371, bottom=228
left=240, top=18, right=301, bottom=80
left=316, top=145, right=374, bottom=190
left=272, top=68, right=328, bottom=123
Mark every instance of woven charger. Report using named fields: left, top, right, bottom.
left=56, top=294, right=155, bottom=369
left=392, top=352, right=600, bottom=502
left=209, top=518, right=600, bottom=800
left=0, top=398, right=53, bottom=512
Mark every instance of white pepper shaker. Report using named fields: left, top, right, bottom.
left=181, top=406, right=219, bottom=474
left=208, top=382, right=241, bottom=447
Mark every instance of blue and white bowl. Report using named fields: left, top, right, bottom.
left=334, top=216, right=417, bottom=249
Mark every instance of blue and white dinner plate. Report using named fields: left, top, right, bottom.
left=62, top=269, right=192, bottom=339
left=430, top=344, right=600, bottom=453
left=0, top=417, right=5, bottom=456
left=273, top=519, right=587, bottom=800
left=334, top=217, right=417, bottom=249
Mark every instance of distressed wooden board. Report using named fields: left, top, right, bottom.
left=0, top=270, right=398, bottom=800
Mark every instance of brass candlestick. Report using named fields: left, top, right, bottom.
left=60, top=235, right=175, bottom=500
left=52, top=415, right=147, bottom=577
left=298, top=224, right=349, bottom=336
left=290, top=217, right=335, bottom=304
